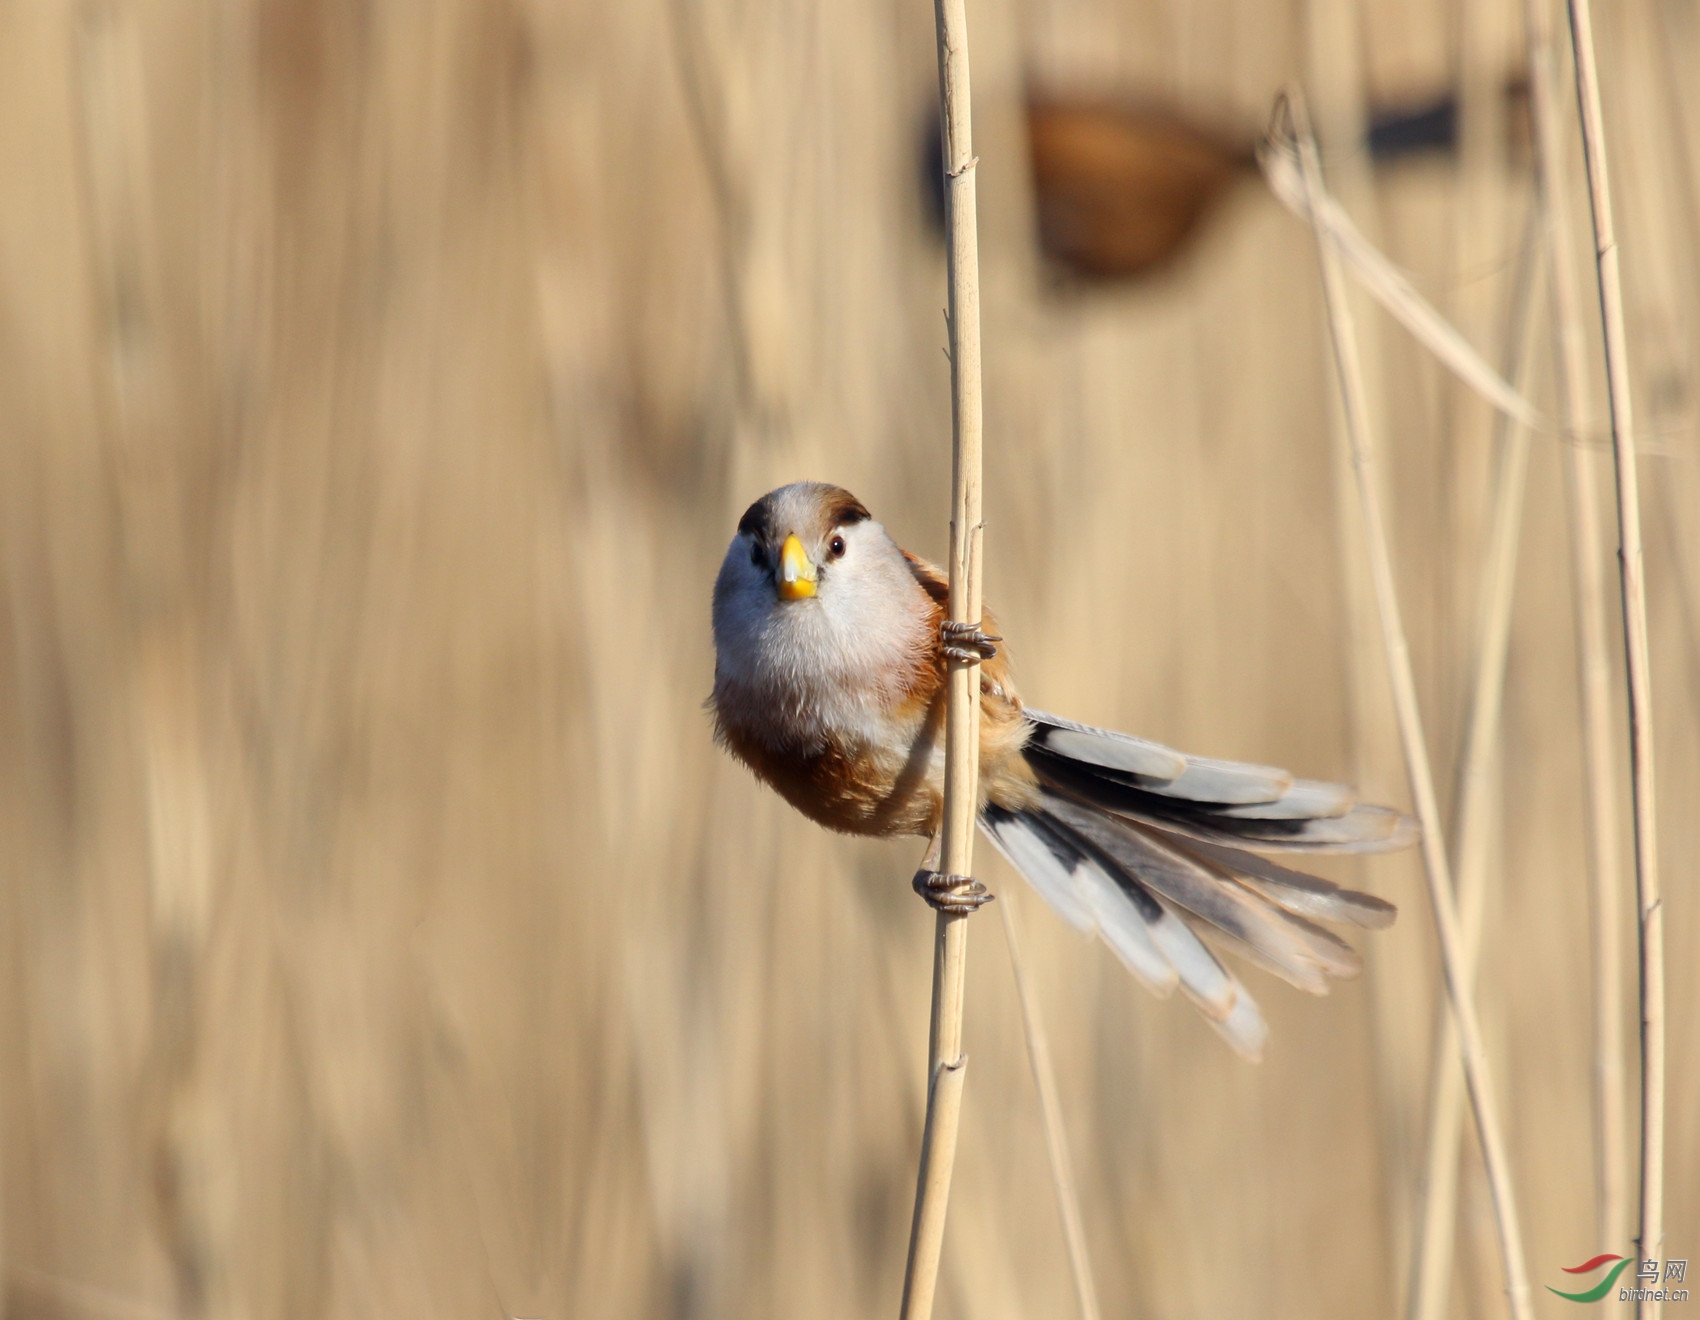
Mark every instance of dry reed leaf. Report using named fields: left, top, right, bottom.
left=1260, top=136, right=1546, bottom=432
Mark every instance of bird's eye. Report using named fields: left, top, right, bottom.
left=749, top=541, right=764, bottom=568
left=828, top=534, right=847, bottom=559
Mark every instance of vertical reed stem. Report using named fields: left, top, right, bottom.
left=1524, top=0, right=1629, bottom=1250
left=1563, top=0, right=1665, bottom=1304
left=1407, top=201, right=1542, bottom=1320
left=999, top=892, right=1102, bottom=1320
left=1283, top=88, right=1534, bottom=1320
left=900, top=0, right=985, bottom=1315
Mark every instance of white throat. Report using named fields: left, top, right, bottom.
left=713, top=521, right=931, bottom=752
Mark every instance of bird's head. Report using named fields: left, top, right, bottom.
left=727, top=482, right=876, bottom=602
left=711, top=482, right=933, bottom=704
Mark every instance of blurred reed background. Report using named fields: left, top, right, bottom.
left=0, top=0, right=1694, bottom=1316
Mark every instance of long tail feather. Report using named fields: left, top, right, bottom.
left=974, top=708, right=1409, bottom=1059
left=1178, top=836, right=1398, bottom=929
left=1043, top=793, right=1336, bottom=994
left=1026, top=741, right=1417, bottom=852
left=984, top=804, right=1243, bottom=1019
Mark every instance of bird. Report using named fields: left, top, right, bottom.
left=710, top=481, right=1413, bottom=1059
left=920, top=95, right=1252, bottom=282
left=921, top=85, right=1533, bottom=284
left=1023, top=96, right=1253, bottom=282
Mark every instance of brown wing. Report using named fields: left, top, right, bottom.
left=900, top=549, right=1037, bottom=815
left=901, top=548, right=951, bottom=610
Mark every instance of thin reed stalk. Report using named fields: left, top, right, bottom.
left=1296, top=14, right=1419, bottom=1274
left=79, top=8, right=221, bottom=1309
left=1408, top=200, right=1543, bottom=1320
left=998, top=890, right=1102, bottom=1320
left=1524, top=0, right=1629, bottom=1250
left=900, top=0, right=987, bottom=1314
left=1281, top=88, right=1535, bottom=1320
left=1563, top=0, right=1666, bottom=1300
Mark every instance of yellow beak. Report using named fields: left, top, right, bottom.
left=778, top=533, right=817, bottom=599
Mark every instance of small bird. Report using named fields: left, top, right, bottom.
left=923, top=86, right=1533, bottom=284
left=711, top=482, right=1412, bottom=1059
left=1023, top=97, right=1254, bottom=281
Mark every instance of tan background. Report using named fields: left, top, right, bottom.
left=0, top=0, right=1695, bottom=1315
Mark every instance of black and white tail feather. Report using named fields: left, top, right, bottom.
left=982, top=709, right=1410, bottom=1061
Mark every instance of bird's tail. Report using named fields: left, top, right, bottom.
left=980, top=709, right=1409, bottom=1061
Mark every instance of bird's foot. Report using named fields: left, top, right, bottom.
left=941, top=620, right=1000, bottom=663
left=912, top=869, right=994, bottom=915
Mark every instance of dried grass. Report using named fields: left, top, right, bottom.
left=0, top=1, right=1694, bottom=1316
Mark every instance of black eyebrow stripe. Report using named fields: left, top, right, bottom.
left=737, top=494, right=777, bottom=541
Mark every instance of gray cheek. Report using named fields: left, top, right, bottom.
left=712, top=572, right=780, bottom=682
left=832, top=559, right=910, bottom=635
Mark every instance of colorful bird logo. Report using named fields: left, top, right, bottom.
left=1548, top=1254, right=1634, bottom=1303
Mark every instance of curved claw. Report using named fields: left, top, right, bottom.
left=912, top=869, right=995, bottom=915
left=941, top=620, right=1000, bottom=663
